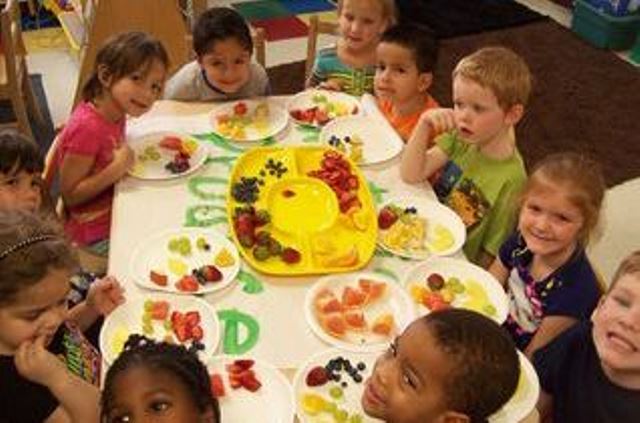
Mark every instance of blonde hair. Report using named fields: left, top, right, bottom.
left=337, top=0, right=398, bottom=25
left=609, top=251, right=640, bottom=292
left=453, top=46, right=532, bottom=110
left=520, top=152, right=605, bottom=246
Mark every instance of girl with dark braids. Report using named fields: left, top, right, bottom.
left=102, top=335, right=220, bottom=423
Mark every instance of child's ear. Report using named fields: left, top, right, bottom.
left=591, top=296, right=607, bottom=321
left=418, top=72, right=433, bottom=93
left=97, top=64, right=112, bottom=87
left=438, top=411, right=471, bottom=423
left=504, top=103, right=524, bottom=126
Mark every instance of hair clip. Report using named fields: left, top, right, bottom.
left=0, top=234, right=57, bottom=261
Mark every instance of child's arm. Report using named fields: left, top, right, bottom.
left=400, top=109, right=452, bottom=183
left=68, top=276, right=125, bottom=331
left=15, top=336, right=100, bottom=423
left=524, top=316, right=577, bottom=359
left=60, top=144, right=133, bottom=207
left=488, top=256, right=510, bottom=287
left=537, top=390, right=553, bottom=423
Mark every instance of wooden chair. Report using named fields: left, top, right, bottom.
left=183, top=27, right=267, bottom=68
left=0, top=0, right=43, bottom=139
left=305, top=14, right=339, bottom=81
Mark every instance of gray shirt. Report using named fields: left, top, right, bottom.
left=164, top=61, right=270, bottom=101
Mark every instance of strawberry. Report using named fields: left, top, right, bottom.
left=176, top=275, right=199, bottom=292
left=233, top=101, right=248, bottom=116
left=210, top=373, right=225, bottom=398
left=315, top=109, right=330, bottom=125
left=235, top=214, right=255, bottom=236
left=378, top=206, right=399, bottom=230
left=305, top=366, right=329, bottom=387
left=233, top=359, right=255, bottom=371
left=185, top=311, right=201, bottom=326
left=226, top=363, right=243, bottom=374
left=202, top=265, right=222, bottom=283
left=149, top=270, right=168, bottom=286
left=281, top=247, right=301, bottom=264
left=229, top=373, right=243, bottom=389
left=190, top=325, right=204, bottom=341
left=159, top=136, right=182, bottom=151
left=240, top=371, right=262, bottom=392
left=173, top=322, right=191, bottom=342
left=150, top=301, right=169, bottom=320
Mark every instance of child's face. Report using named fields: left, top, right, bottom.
left=104, top=366, right=215, bottom=423
left=339, top=0, right=389, bottom=53
left=375, top=42, right=431, bottom=108
left=0, top=268, right=70, bottom=355
left=107, top=59, right=166, bottom=118
left=362, top=321, right=456, bottom=423
left=198, top=38, right=252, bottom=94
left=518, top=182, right=584, bottom=260
left=0, top=167, right=42, bottom=212
left=452, top=75, right=518, bottom=147
left=593, top=272, right=640, bottom=378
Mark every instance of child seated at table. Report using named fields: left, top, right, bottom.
left=0, top=210, right=124, bottom=423
left=57, top=32, right=168, bottom=258
left=307, top=0, right=396, bottom=96
left=362, top=309, right=520, bottom=422
left=165, top=7, right=270, bottom=101
left=534, top=250, right=640, bottom=422
left=374, top=23, right=439, bottom=142
left=489, top=153, right=605, bottom=357
left=400, top=46, right=531, bottom=268
left=102, top=335, right=220, bottom=423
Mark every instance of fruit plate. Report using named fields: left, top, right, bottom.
left=293, top=348, right=380, bottom=423
left=227, top=146, right=377, bottom=275
left=129, top=228, right=240, bottom=294
left=403, top=257, right=509, bottom=324
left=377, top=196, right=466, bottom=260
left=490, top=352, right=540, bottom=423
left=304, top=273, right=415, bottom=352
left=99, top=293, right=220, bottom=364
left=210, top=99, right=288, bottom=142
left=319, top=116, right=403, bottom=166
left=207, top=356, right=295, bottom=423
left=287, top=89, right=362, bottom=128
left=128, top=132, right=208, bottom=180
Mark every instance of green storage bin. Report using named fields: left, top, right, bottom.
left=571, top=0, right=640, bottom=50
left=630, top=32, right=640, bottom=64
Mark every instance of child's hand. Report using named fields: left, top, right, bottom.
left=418, top=108, right=456, bottom=140
left=86, top=276, right=125, bottom=316
left=14, top=335, right=67, bottom=388
left=111, top=144, right=134, bottom=178
left=318, top=78, right=343, bottom=91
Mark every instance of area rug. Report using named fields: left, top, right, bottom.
left=395, top=0, right=546, bottom=39
left=267, top=20, right=640, bottom=187
left=0, top=74, right=56, bottom=153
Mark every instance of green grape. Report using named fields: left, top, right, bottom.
left=334, top=409, right=348, bottom=422
left=168, top=238, right=180, bottom=252
left=329, top=386, right=343, bottom=399
left=483, top=304, right=497, bottom=316
left=349, top=415, right=363, bottom=423
left=143, top=324, right=154, bottom=335
left=143, top=300, right=153, bottom=311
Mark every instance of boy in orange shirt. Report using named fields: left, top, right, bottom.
left=375, top=24, right=439, bottom=142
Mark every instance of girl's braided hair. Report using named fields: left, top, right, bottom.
left=101, top=335, right=220, bottom=422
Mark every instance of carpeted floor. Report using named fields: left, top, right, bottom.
left=395, top=0, right=546, bottom=39
left=267, top=19, right=640, bottom=187
left=0, top=74, right=56, bottom=153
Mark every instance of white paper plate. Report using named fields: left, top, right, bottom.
left=210, top=99, right=288, bottom=142
left=127, top=131, right=208, bottom=180
left=129, top=228, right=240, bottom=295
left=207, top=355, right=295, bottom=423
left=305, top=272, right=415, bottom=352
left=99, top=293, right=220, bottom=364
left=490, top=351, right=540, bottom=423
left=288, top=89, right=362, bottom=128
left=319, top=116, right=403, bottom=166
left=377, top=196, right=466, bottom=259
left=403, top=257, right=509, bottom=324
left=292, top=348, right=381, bottom=423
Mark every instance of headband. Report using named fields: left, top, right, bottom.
left=0, top=234, right=58, bottom=261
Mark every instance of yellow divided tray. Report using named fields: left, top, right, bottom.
left=227, top=146, right=378, bottom=275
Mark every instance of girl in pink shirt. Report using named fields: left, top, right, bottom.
left=57, top=32, right=168, bottom=256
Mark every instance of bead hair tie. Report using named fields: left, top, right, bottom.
left=0, top=234, right=57, bottom=261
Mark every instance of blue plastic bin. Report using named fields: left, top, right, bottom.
left=572, top=0, right=640, bottom=49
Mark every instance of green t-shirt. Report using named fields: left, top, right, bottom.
left=433, top=132, right=526, bottom=263
left=309, top=46, right=375, bottom=97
